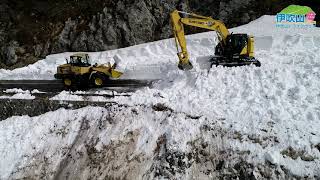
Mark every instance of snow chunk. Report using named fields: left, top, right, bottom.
left=0, top=90, right=35, bottom=100
left=50, top=91, right=83, bottom=101
left=4, top=88, right=29, bottom=94
left=265, top=151, right=282, bottom=165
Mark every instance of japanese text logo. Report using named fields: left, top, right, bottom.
left=276, top=5, right=316, bottom=28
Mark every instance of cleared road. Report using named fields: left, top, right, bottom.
left=0, top=79, right=154, bottom=92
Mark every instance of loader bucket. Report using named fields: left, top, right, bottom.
left=110, top=69, right=123, bottom=78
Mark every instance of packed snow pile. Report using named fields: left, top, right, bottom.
left=0, top=89, right=35, bottom=100
left=0, top=15, right=320, bottom=179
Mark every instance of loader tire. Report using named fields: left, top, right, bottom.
left=91, top=73, right=107, bottom=87
left=63, top=78, right=73, bottom=87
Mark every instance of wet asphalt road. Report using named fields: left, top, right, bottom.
left=0, top=79, right=154, bottom=92
left=0, top=79, right=155, bottom=119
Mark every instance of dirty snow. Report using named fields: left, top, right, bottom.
left=0, top=106, right=208, bottom=179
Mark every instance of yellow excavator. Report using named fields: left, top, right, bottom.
left=170, top=10, right=261, bottom=70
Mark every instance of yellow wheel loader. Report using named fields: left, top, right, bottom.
left=170, top=10, right=261, bottom=70
left=54, top=53, right=123, bottom=88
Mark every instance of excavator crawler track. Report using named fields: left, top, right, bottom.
left=210, top=56, right=261, bottom=68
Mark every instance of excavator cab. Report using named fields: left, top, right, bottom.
left=227, top=34, right=248, bottom=54
left=224, top=34, right=249, bottom=58
left=213, top=33, right=260, bottom=67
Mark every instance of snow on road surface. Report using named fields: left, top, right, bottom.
left=49, top=90, right=117, bottom=102
left=0, top=15, right=320, bottom=179
left=0, top=93, right=35, bottom=100
left=0, top=89, right=35, bottom=100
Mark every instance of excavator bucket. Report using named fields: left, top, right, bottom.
left=110, top=69, right=123, bottom=78
left=178, top=61, right=193, bottom=70
left=177, top=52, right=193, bottom=70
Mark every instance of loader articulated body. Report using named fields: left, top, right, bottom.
left=54, top=53, right=123, bottom=88
left=170, top=10, right=261, bottom=70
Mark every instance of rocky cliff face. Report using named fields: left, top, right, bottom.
left=0, top=0, right=319, bottom=69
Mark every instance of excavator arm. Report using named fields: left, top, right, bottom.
left=170, top=10, right=230, bottom=70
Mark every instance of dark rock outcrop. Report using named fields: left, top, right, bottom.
left=0, top=0, right=319, bottom=69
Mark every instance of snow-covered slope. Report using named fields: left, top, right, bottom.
left=1, top=106, right=211, bottom=179
left=1, top=15, right=320, bottom=179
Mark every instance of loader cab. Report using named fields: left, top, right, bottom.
left=69, top=53, right=91, bottom=67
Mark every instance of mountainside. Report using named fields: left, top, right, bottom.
left=0, top=0, right=319, bottom=69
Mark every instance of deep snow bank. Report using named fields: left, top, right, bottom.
left=0, top=106, right=227, bottom=179
left=1, top=105, right=313, bottom=179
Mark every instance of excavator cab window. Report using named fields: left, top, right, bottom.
left=225, top=34, right=248, bottom=55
